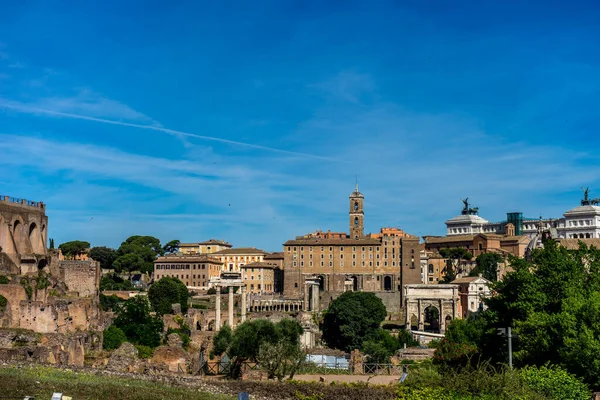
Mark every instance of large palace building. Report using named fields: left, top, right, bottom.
left=283, top=185, right=421, bottom=312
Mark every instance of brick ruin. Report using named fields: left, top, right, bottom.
left=0, top=195, right=104, bottom=367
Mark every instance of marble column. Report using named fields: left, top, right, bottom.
left=303, top=284, right=309, bottom=311
left=215, top=286, right=221, bottom=331
left=417, top=299, right=424, bottom=331
left=241, top=286, right=247, bottom=323
left=439, top=300, right=445, bottom=334
left=229, top=286, right=234, bottom=328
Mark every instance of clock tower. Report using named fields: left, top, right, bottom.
left=349, top=184, right=365, bottom=239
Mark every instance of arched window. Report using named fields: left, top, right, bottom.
left=354, top=201, right=359, bottom=211
left=354, top=217, right=359, bottom=226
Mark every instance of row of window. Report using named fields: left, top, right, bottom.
left=155, top=264, right=210, bottom=270
left=221, top=255, right=262, bottom=261
left=292, top=260, right=416, bottom=268
left=287, top=245, right=413, bottom=252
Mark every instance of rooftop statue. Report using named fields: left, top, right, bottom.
left=461, top=198, right=479, bottom=216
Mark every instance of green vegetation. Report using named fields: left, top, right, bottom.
left=163, top=239, right=180, bottom=254
left=36, top=271, right=51, bottom=290
left=58, top=240, right=90, bottom=257
left=321, top=291, right=387, bottom=352
left=102, top=325, right=127, bottom=350
left=469, top=253, right=503, bottom=281
left=19, top=278, right=33, bottom=299
left=99, top=293, right=125, bottom=311
left=148, top=276, right=189, bottom=315
left=435, top=240, right=600, bottom=391
left=113, top=296, right=164, bottom=348
left=135, top=344, right=154, bottom=359
left=439, top=248, right=473, bottom=283
left=0, top=275, right=9, bottom=284
left=211, top=318, right=304, bottom=378
left=89, top=246, right=118, bottom=269
left=0, top=294, right=7, bottom=312
left=114, top=235, right=166, bottom=274
left=48, top=238, right=54, bottom=249
left=0, top=365, right=232, bottom=400
left=100, top=273, right=134, bottom=291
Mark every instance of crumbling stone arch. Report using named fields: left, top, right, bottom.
left=404, top=284, right=460, bottom=334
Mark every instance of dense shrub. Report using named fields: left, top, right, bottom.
left=135, top=345, right=154, bottom=359
left=99, top=293, right=124, bottom=311
left=0, top=295, right=7, bottom=312
left=148, top=277, right=188, bottom=315
left=520, top=365, right=591, bottom=400
left=103, top=325, right=127, bottom=350
left=0, top=275, right=9, bottom=284
left=100, top=274, right=134, bottom=291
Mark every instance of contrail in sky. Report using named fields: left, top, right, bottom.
left=0, top=101, right=337, bottom=161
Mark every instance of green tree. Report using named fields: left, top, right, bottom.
left=116, top=235, right=163, bottom=274
left=113, top=296, right=164, bottom=348
left=257, top=340, right=305, bottom=381
left=99, top=293, right=124, bottom=311
left=89, top=246, right=118, bottom=270
left=362, top=329, right=400, bottom=363
left=162, top=240, right=180, bottom=255
left=103, top=325, right=127, bottom=350
left=100, top=274, right=134, bottom=291
left=439, top=248, right=473, bottom=283
left=113, top=253, right=145, bottom=274
left=211, top=318, right=303, bottom=378
left=49, top=238, right=54, bottom=249
left=398, top=329, right=419, bottom=348
left=520, top=365, right=590, bottom=400
left=148, top=277, right=189, bottom=315
left=321, top=291, right=387, bottom=352
left=470, top=253, right=503, bottom=281
left=58, top=240, right=90, bottom=257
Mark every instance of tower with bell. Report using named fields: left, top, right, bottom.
left=349, top=178, right=364, bottom=239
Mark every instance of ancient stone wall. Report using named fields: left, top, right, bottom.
left=18, top=297, right=100, bottom=333
left=0, top=284, right=29, bottom=327
left=58, top=260, right=100, bottom=298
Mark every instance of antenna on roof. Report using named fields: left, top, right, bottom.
left=355, top=174, right=359, bottom=191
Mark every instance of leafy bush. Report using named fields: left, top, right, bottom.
left=99, top=293, right=124, bottom=311
left=0, top=275, right=9, bottom=284
left=135, top=345, right=154, bottom=359
left=148, top=277, right=189, bottom=315
left=113, top=296, right=164, bottom=348
left=100, top=274, right=134, bottom=291
left=398, top=329, right=419, bottom=347
left=103, top=325, right=127, bottom=350
left=520, top=365, right=591, bottom=400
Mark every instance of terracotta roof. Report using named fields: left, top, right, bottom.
left=264, top=252, right=284, bottom=259
left=179, top=239, right=232, bottom=247
left=424, top=235, right=475, bottom=244
left=154, top=254, right=223, bottom=264
left=557, top=238, right=600, bottom=250
left=212, top=247, right=267, bottom=255
left=451, top=276, right=489, bottom=284
left=240, top=262, right=278, bottom=269
left=499, top=235, right=530, bottom=243
left=284, top=238, right=382, bottom=246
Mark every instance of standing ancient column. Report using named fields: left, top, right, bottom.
left=241, top=285, right=247, bottom=323
left=215, top=286, right=221, bottom=331
left=303, top=283, right=309, bottom=311
left=228, top=286, right=234, bottom=328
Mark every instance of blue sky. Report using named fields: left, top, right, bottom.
left=1, top=1, right=599, bottom=251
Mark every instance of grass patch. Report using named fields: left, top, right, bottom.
left=0, top=365, right=233, bottom=400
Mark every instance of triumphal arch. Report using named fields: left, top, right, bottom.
left=404, top=284, right=460, bottom=334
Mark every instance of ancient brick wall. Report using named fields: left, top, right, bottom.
left=59, top=260, right=100, bottom=298
left=0, top=284, right=28, bottom=327
left=18, top=298, right=99, bottom=333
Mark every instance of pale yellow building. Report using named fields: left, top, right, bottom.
left=179, top=239, right=232, bottom=255
left=240, top=262, right=277, bottom=293
left=212, top=247, right=268, bottom=272
left=153, top=254, right=223, bottom=288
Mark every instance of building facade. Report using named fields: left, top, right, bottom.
left=212, top=247, right=268, bottom=272
left=451, top=275, right=492, bottom=318
left=283, top=185, right=421, bottom=311
left=179, top=239, right=232, bottom=255
left=153, top=254, right=223, bottom=289
left=240, top=262, right=277, bottom=293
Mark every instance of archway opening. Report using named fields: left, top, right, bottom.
left=383, top=276, right=392, bottom=291
left=354, top=201, right=359, bottom=211
left=410, top=314, right=418, bottom=331
left=424, top=305, right=440, bottom=333
left=317, top=275, right=325, bottom=291
left=351, top=275, right=358, bottom=292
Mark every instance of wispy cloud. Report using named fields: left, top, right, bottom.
left=311, top=71, right=377, bottom=104
left=0, top=98, right=339, bottom=161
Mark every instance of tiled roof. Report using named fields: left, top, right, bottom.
left=264, top=252, right=284, bottom=259
left=451, top=276, right=488, bottom=284
left=154, top=254, right=223, bottom=264
left=212, top=247, right=267, bottom=255
left=557, top=238, right=600, bottom=250
left=424, top=235, right=475, bottom=244
left=179, top=239, right=232, bottom=247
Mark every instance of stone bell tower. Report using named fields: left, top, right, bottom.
left=349, top=184, right=364, bottom=239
